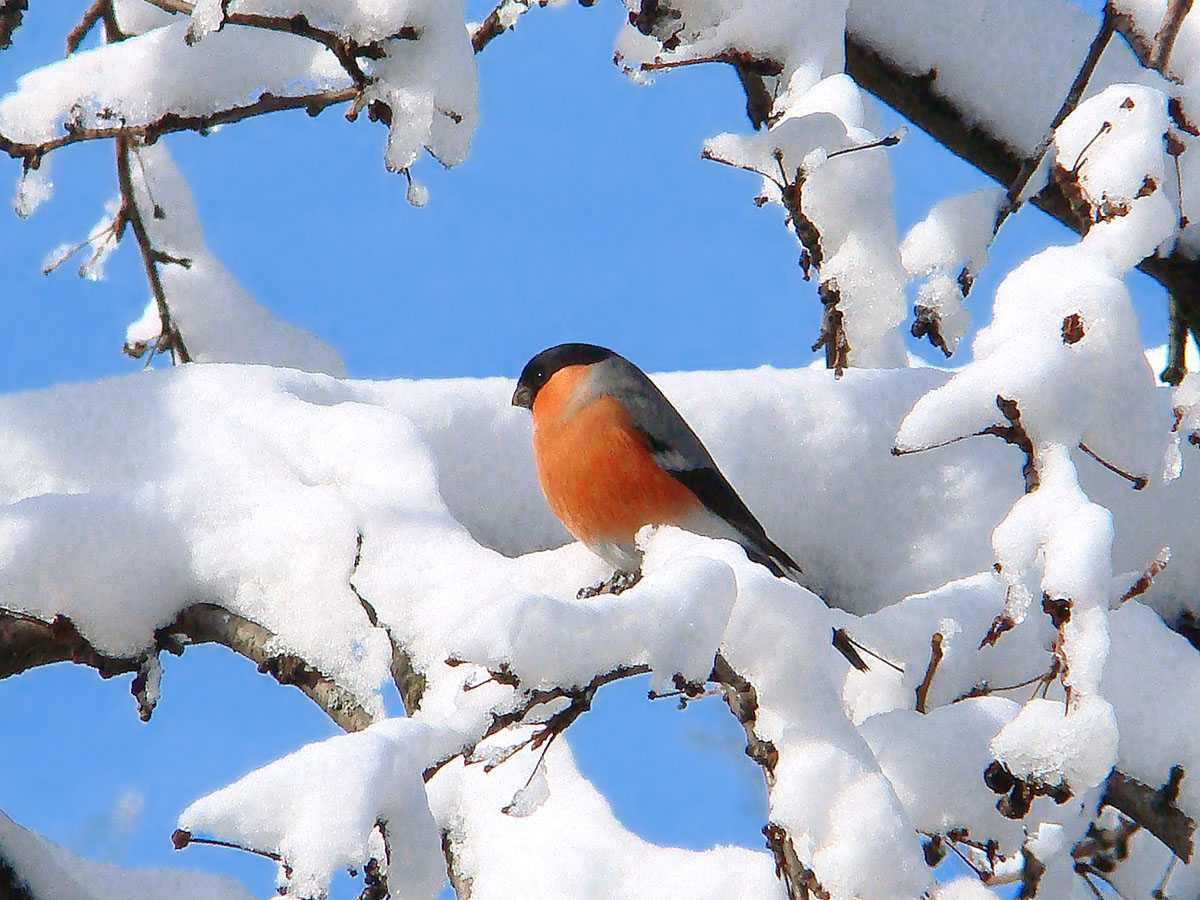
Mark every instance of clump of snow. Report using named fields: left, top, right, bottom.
left=705, top=104, right=908, bottom=369
left=901, top=188, right=1004, bottom=281
left=179, top=718, right=448, bottom=899
left=0, top=810, right=252, bottom=900
left=861, top=698, right=1023, bottom=844
left=1053, top=84, right=1180, bottom=269
left=362, top=0, right=478, bottom=172
left=989, top=696, right=1118, bottom=791
left=429, top=741, right=785, bottom=899
left=122, top=143, right=344, bottom=374
left=0, top=22, right=347, bottom=146
left=617, top=0, right=849, bottom=97
left=901, top=188, right=1005, bottom=355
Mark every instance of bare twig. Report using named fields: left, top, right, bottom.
left=115, top=134, right=191, bottom=364
left=1120, top=547, right=1171, bottom=603
left=66, top=0, right=106, bottom=54
left=425, top=662, right=651, bottom=781
left=1164, top=293, right=1190, bottom=385
left=991, top=5, right=1116, bottom=236
left=1077, top=442, right=1149, bottom=490
left=914, top=632, right=944, bottom=714
left=641, top=50, right=783, bottom=77
left=170, top=829, right=282, bottom=863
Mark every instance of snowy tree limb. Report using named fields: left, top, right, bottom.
left=0, top=604, right=374, bottom=731
left=1110, top=0, right=1194, bottom=71
left=710, top=654, right=830, bottom=900
left=1101, top=768, right=1195, bottom=863
left=137, top=0, right=417, bottom=76
left=0, top=0, right=26, bottom=50
left=988, top=3, right=1116, bottom=240
left=843, top=24, right=1200, bottom=356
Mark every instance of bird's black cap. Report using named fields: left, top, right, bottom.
left=512, top=343, right=616, bottom=409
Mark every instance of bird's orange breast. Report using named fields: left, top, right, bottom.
left=532, top=367, right=698, bottom=547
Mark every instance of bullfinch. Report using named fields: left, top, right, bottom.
left=512, top=343, right=871, bottom=672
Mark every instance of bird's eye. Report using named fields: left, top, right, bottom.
left=535, top=368, right=545, bottom=382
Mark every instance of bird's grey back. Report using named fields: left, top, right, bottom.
left=579, top=355, right=720, bottom=474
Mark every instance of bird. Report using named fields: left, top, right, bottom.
left=511, top=342, right=870, bottom=671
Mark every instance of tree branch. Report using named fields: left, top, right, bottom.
left=711, top=654, right=830, bottom=900
left=1101, top=767, right=1195, bottom=863
left=0, top=603, right=374, bottom=732
left=990, top=3, right=1116, bottom=236
left=137, top=0, right=418, bottom=81
left=0, top=0, right=26, bottom=51
left=65, top=0, right=106, bottom=55
left=844, top=21, right=1200, bottom=360
left=115, top=134, right=191, bottom=364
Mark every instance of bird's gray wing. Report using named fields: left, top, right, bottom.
left=585, top=357, right=800, bottom=577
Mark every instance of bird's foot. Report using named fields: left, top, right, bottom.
left=577, top=568, right=643, bottom=599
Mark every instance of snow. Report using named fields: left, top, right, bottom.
left=704, top=109, right=909, bottom=369
left=846, top=0, right=1164, bottom=155
left=0, top=0, right=478, bottom=179
left=121, top=143, right=345, bottom=374
left=1053, top=83, right=1181, bottom=269
left=901, top=188, right=1005, bottom=355
left=0, top=810, right=252, bottom=900
left=0, top=22, right=347, bottom=145
left=429, top=741, right=786, bottom=899
left=179, top=718, right=447, bottom=898
left=861, top=698, right=1024, bottom=844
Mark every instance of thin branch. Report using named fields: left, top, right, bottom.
left=991, top=4, right=1116, bottom=236
left=1, top=87, right=359, bottom=167
left=170, top=830, right=282, bottom=863
left=65, top=0, right=106, bottom=55
left=139, top=0, right=416, bottom=82
left=1102, top=768, right=1194, bottom=863
left=115, top=134, right=190, bottom=364
left=0, top=603, right=374, bottom=732
left=1120, top=547, right=1171, bottom=603
left=641, top=50, right=783, bottom=77
left=1077, top=442, right=1149, bottom=490
left=425, top=662, right=650, bottom=781
left=843, top=20, right=1200, bottom=355
left=1163, top=293, right=1190, bottom=385
left=1150, top=0, right=1194, bottom=70
left=914, top=632, right=944, bottom=714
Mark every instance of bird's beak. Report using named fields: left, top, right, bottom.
left=511, top=384, right=533, bottom=409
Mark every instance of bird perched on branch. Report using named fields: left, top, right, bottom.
left=512, top=342, right=870, bottom=671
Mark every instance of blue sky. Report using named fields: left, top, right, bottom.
left=0, top=0, right=1149, bottom=896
